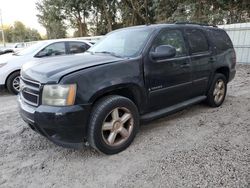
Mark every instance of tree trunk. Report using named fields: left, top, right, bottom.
left=96, top=8, right=99, bottom=35
left=77, top=11, right=83, bottom=37
left=102, top=0, right=112, bottom=32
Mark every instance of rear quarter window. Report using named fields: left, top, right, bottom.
left=211, top=29, right=233, bottom=53
left=186, top=29, right=209, bottom=54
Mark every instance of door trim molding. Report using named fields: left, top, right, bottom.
left=149, top=81, right=192, bottom=94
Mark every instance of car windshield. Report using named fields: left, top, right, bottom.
left=88, top=28, right=154, bottom=58
left=14, top=41, right=49, bottom=56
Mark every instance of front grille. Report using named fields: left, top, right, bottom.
left=20, top=77, right=41, bottom=106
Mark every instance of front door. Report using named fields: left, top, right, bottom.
left=144, top=29, right=192, bottom=111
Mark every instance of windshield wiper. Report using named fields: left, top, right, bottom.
left=93, top=51, right=122, bottom=58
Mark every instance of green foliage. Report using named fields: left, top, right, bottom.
left=63, top=0, right=91, bottom=36
left=36, top=0, right=250, bottom=37
left=36, top=0, right=67, bottom=39
left=3, top=21, right=41, bottom=43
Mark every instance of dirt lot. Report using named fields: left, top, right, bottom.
left=0, top=65, right=249, bottom=188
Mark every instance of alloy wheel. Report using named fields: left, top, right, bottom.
left=12, top=76, right=20, bottom=92
left=213, top=79, right=225, bottom=104
left=101, top=107, right=134, bottom=147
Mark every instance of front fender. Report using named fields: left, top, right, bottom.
left=89, top=83, right=147, bottom=111
left=60, top=58, right=147, bottom=111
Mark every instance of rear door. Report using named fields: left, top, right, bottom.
left=185, top=28, right=213, bottom=97
left=66, top=41, right=91, bottom=54
left=144, top=28, right=192, bottom=111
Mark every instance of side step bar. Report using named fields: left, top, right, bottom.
left=140, top=96, right=207, bottom=122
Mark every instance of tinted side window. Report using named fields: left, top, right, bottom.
left=68, top=42, right=90, bottom=54
left=211, top=30, right=233, bottom=52
left=152, top=29, right=187, bottom=57
left=37, top=42, right=66, bottom=57
left=186, top=29, right=209, bottom=54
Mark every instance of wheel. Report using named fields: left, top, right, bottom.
left=88, top=95, right=139, bottom=155
left=206, top=73, right=227, bottom=107
left=6, top=71, right=20, bottom=95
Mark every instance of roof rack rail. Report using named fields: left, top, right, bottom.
left=175, top=21, right=218, bottom=28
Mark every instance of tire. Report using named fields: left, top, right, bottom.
left=88, top=95, right=139, bottom=155
left=6, top=71, right=20, bottom=95
left=206, top=73, right=227, bottom=107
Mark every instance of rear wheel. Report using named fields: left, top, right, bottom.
left=6, top=71, right=20, bottom=95
left=88, top=95, right=139, bottom=155
left=206, top=73, right=227, bottom=107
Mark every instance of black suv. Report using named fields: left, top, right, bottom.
left=18, top=23, right=236, bottom=154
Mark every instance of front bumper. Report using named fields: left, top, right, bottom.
left=0, top=84, right=5, bottom=91
left=18, top=95, right=91, bottom=149
left=0, top=74, right=6, bottom=86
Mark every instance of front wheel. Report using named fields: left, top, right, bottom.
left=88, top=95, right=139, bottom=155
left=206, top=73, right=227, bottom=107
left=6, top=71, right=20, bottom=95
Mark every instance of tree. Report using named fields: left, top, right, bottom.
left=36, top=0, right=67, bottom=39
left=63, top=0, right=91, bottom=37
left=11, top=21, right=26, bottom=42
left=118, top=0, right=154, bottom=26
left=35, top=0, right=250, bottom=37
left=91, top=0, right=119, bottom=34
left=2, top=22, right=41, bottom=43
left=26, top=28, right=42, bottom=41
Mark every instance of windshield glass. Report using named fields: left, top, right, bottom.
left=15, top=41, right=49, bottom=56
left=88, top=27, right=154, bottom=58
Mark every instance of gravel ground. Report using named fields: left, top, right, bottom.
left=0, top=65, right=249, bottom=188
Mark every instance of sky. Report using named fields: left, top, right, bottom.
left=0, top=0, right=46, bottom=35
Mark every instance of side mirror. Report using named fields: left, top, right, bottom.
left=150, top=45, right=176, bottom=60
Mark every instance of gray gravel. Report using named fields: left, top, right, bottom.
left=0, top=65, right=249, bottom=188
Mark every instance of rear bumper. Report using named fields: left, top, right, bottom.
left=228, top=68, right=236, bottom=82
left=18, top=95, right=91, bottom=149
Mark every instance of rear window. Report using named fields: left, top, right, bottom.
left=186, top=29, right=209, bottom=54
left=211, top=30, right=233, bottom=52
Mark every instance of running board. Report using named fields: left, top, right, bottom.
left=141, top=96, right=207, bottom=122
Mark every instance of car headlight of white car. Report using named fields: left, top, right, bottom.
left=42, top=84, right=77, bottom=106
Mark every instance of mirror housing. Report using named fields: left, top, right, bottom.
left=150, top=45, right=176, bottom=60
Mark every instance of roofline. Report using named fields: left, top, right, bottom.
left=110, top=22, right=222, bottom=33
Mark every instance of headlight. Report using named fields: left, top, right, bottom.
left=42, top=84, right=77, bottom=106
left=0, top=63, right=7, bottom=68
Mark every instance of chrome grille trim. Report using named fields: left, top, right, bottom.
left=21, top=77, right=41, bottom=88
left=22, top=84, right=40, bottom=92
left=21, top=94, right=39, bottom=106
left=20, top=77, right=41, bottom=107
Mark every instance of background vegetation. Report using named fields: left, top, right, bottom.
left=1, top=0, right=250, bottom=42
left=3, top=21, right=41, bottom=43
left=36, top=0, right=250, bottom=39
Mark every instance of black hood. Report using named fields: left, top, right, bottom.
left=21, top=53, right=123, bottom=84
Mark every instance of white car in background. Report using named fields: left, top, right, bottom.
left=0, top=43, right=26, bottom=55
left=0, top=39, right=93, bottom=94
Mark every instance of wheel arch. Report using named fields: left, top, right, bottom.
left=89, top=84, right=146, bottom=114
left=215, top=66, right=229, bottom=82
left=5, top=69, right=21, bottom=86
